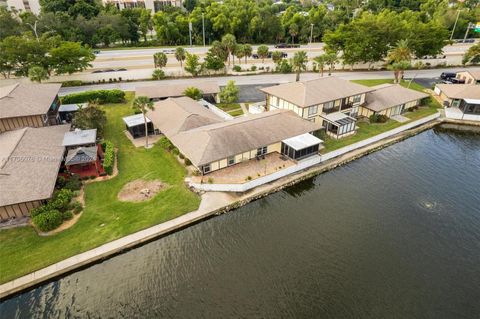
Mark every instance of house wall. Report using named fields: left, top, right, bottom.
left=0, top=114, right=46, bottom=133
left=456, top=71, right=477, bottom=85
left=203, top=142, right=282, bottom=174
left=0, top=200, right=43, bottom=221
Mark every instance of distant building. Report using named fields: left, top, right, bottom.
left=456, top=70, right=480, bottom=85
left=5, top=0, right=41, bottom=14
left=0, top=83, right=62, bottom=133
left=102, top=0, right=182, bottom=12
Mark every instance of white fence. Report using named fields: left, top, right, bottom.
left=190, top=112, right=441, bottom=192
left=321, top=112, right=441, bottom=161
left=199, top=99, right=233, bottom=120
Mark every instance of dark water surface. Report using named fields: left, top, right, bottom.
left=1, top=129, right=480, bottom=319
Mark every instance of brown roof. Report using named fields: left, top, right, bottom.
left=436, top=84, right=480, bottom=100
left=0, top=124, right=70, bottom=207
left=0, top=83, right=61, bottom=119
left=136, top=82, right=220, bottom=99
left=147, top=96, right=224, bottom=136
left=260, top=77, right=374, bottom=108
left=171, top=109, right=321, bottom=167
left=364, top=84, right=429, bottom=112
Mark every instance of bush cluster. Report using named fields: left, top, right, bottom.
left=102, top=140, right=115, bottom=175
left=62, top=90, right=125, bottom=104
left=233, top=65, right=242, bottom=72
left=61, top=80, right=83, bottom=87
left=158, top=137, right=175, bottom=151
left=64, top=174, right=82, bottom=191
left=369, top=113, right=389, bottom=123
left=31, top=189, right=76, bottom=232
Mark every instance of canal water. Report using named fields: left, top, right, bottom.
left=1, top=129, right=480, bottom=318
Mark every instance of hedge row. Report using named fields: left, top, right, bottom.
left=103, top=140, right=115, bottom=175
left=62, top=89, right=125, bottom=104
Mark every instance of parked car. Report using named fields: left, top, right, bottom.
left=116, top=68, right=127, bottom=72
left=91, top=70, right=103, bottom=73
left=93, top=50, right=101, bottom=54
left=162, top=49, right=175, bottom=54
left=440, top=72, right=456, bottom=80
left=252, top=52, right=287, bottom=59
left=274, top=43, right=300, bottom=48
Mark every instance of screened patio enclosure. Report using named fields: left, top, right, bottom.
left=321, top=112, right=357, bottom=139
left=123, top=114, right=155, bottom=138
left=281, top=133, right=323, bottom=160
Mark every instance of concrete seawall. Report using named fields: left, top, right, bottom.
left=0, top=115, right=477, bottom=300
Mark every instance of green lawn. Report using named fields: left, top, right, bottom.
left=228, top=109, right=245, bottom=117
left=0, top=92, right=200, bottom=284
left=217, top=103, right=241, bottom=112
left=321, top=79, right=441, bottom=152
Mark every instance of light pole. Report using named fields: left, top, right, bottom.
left=188, top=21, right=192, bottom=47
left=463, top=22, right=473, bottom=43
left=450, top=10, right=462, bottom=41
left=309, top=23, right=314, bottom=46
left=202, top=13, right=205, bottom=47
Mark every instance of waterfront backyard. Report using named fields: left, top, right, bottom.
left=0, top=92, right=200, bottom=284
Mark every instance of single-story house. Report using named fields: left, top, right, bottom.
left=62, top=128, right=97, bottom=150
left=122, top=114, right=155, bottom=138
left=0, top=125, right=70, bottom=221
left=136, top=82, right=220, bottom=103
left=434, top=84, right=480, bottom=117
left=455, top=70, right=480, bottom=85
left=147, top=97, right=322, bottom=174
left=0, top=83, right=62, bottom=133
left=359, top=84, right=429, bottom=118
left=261, top=77, right=374, bottom=139
left=58, top=103, right=88, bottom=123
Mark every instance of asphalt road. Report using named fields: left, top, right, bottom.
left=58, top=66, right=480, bottom=95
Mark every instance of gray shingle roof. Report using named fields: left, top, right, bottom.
left=65, top=146, right=97, bottom=166
left=0, top=124, right=70, bottom=206
left=0, top=83, right=61, bottom=119
left=260, top=77, right=374, bottom=108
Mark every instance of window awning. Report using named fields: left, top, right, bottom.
left=282, top=133, right=323, bottom=151
left=122, top=114, right=151, bottom=128
left=321, top=112, right=356, bottom=127
left=464, top=98, right=480, bottom=105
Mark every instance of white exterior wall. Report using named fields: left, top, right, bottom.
left=6, top=0, right=40, bottom=14
left=102, top=0, right=181, bottom=12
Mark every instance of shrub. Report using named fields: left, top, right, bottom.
left=250, top=65, right=257, bottom=71
left=103, top=140, right=115, bottom=175
left=246, top=176, right=252, bottom=181
left=56, top=176, right=66, bottom=189
left=276, top=59, right=292, bottom=73
left=369, top=113, right=388, bottom=123
left=207, top=177, right=214, bottom=184
left=184, top=158, right=192, bottom=166
left=152, top=69, right=166, bottom=80
left=71, top=201, right=83, bottom=214
left=158, top=137, right=175, bottom=151
left=32, top=209, right=63, bottom=232
left=64, top=175, right=82, bottom=191
left=61, top=80, right=83, bottom=87
left=49, top=189, right=74, bottom=211
left=30, top=205, right=49, bottom=218
left=172, top=148, right=180, bottom=156
left=233, top=65, right=241, bottom=72
left=179, top=153, right=185, bottom=159
left=62, top=211, right=74, bottom=221
left=62, top=90, right=125, bottom=104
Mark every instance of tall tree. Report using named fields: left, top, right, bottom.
left=219, top=80, right=239, bottom=103
left=175, top=47, right=186, bottom=67
left=138, top=8, right=153, bottom=42
left=73, top=104, right=107, bottom=138
left=49, top=41, right=95, bottom=75
left=462, top=43, right=480, bottom=65
left=387, top=39, right=412, bottom=83
left=292, top=51, right=308, bottom=82
left=184, top=52, right=201, bottom=76
left=153, top=52, right=168, bottom=69
left=313, top=55, right=326, bottom=77
left=28, top=66, right=48, bottom=83
left=257, top=45, right=269, bottom=63
left=221, top=33, right=236, bottom=66
left=133, top=96, right=155, bottom=148
left=234, top=44, right=245, bottom=64
left=243, top=44, right=252, bottom=64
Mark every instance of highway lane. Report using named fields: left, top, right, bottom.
left=58, top=66, right=480, bottom=95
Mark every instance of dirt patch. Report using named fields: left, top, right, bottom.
left=118, top=179, right=167, bottom=202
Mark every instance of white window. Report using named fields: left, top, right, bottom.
left=256, top=146, right=267, bottom=157
left=227, top=156, right=235, bottom=166
left=353, top=95, right=362, bottom=104
left=324, top=101, right=334, bottom=110
left=308, top=105, right=318, bottom=116
left=203, top=164, right=211, bottom=174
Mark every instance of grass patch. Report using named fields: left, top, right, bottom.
left=0, top=92, right=200, bottom=284
left=351, top=79, right=426, bottom=92
left=228, top=109, right=244, bottom=117
left=217, top=103, right=241, bottom=112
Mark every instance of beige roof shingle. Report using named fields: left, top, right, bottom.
left=0, top=125, right=70, bottom=206
left=260, top=77, right=374, bottom=108
left=364, top=84, right=429, bottom=112
left=147, top=96, right=224, bottom=136
left=0, top=83, right=61, bottom=119
left=171, top=109, right=321, bottom=166
left=436, top=84, right=480, bottom=100
left=459, top=70, right=480, bottom=80
left=136, top=82, right=220, bottom=99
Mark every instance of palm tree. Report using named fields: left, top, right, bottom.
left=221, top=34, right=237, bottom=66
left=324, top=53, right=338, bottom=75
left=133, top=96, right=155, bottom=148
left=292, top=51, right=308, bottom=82
left=175, top=47, right=186, bottom=67
left=313, top=55, right=326, bottom=77
left=235, top=44, right=245, bottom=64
left=153, top=52, right=168, bottom=69
left=289, top=24, right=299, bottom=45
left=243, top=44, right=252, bottom=64
left=387, top=39, right=412, bottom=83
